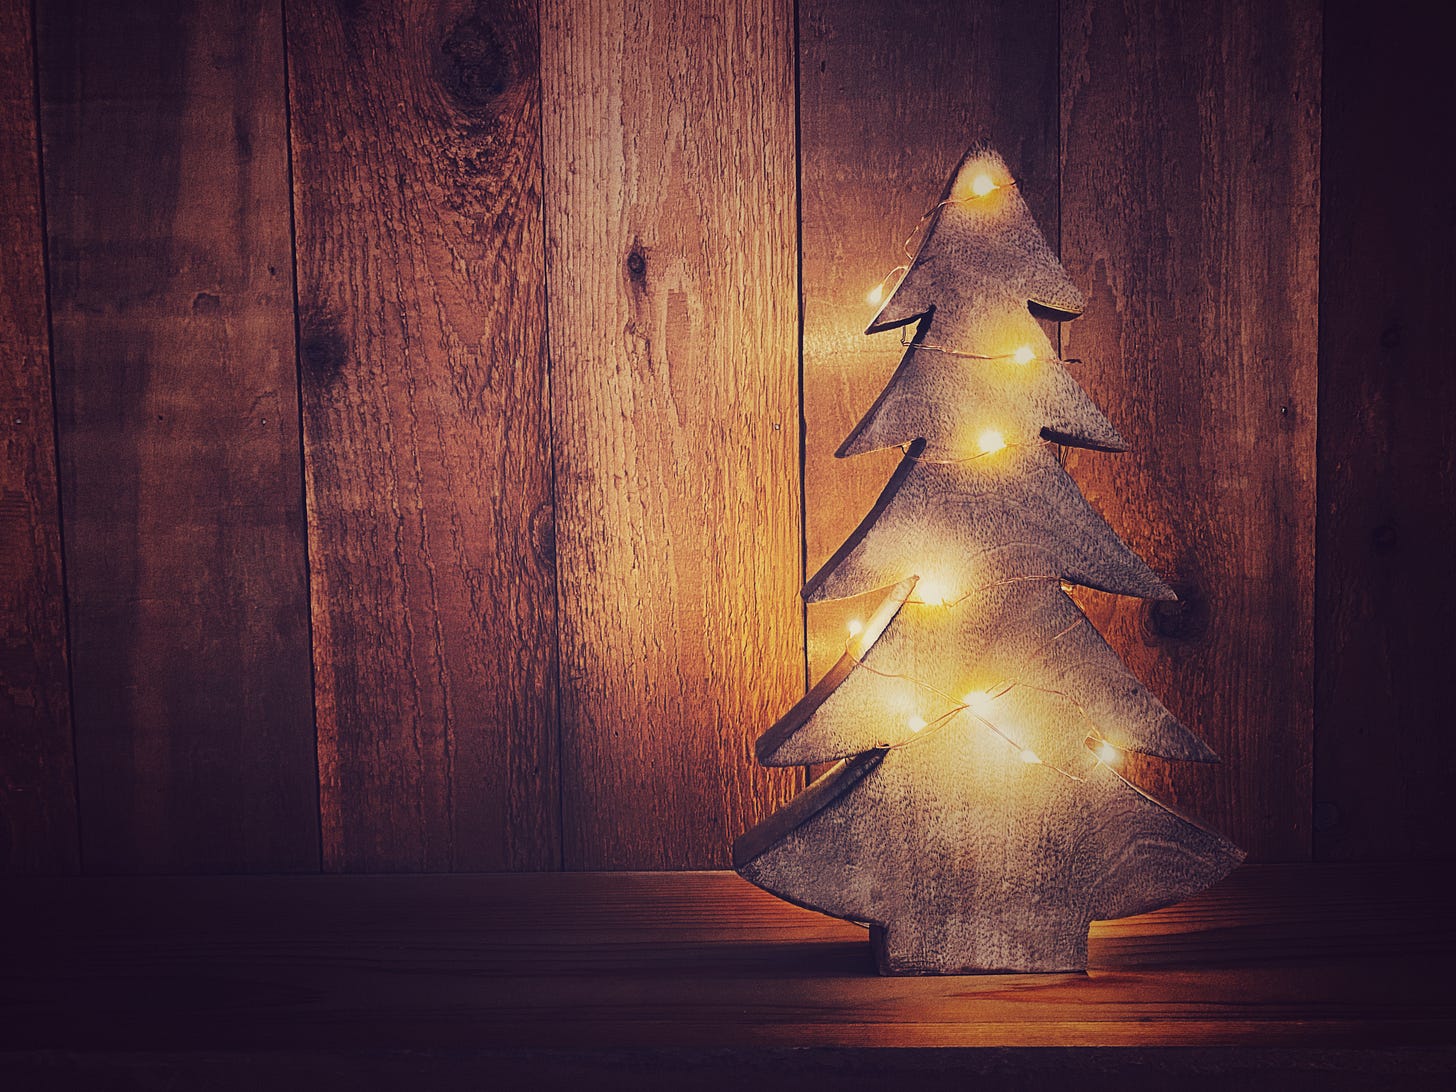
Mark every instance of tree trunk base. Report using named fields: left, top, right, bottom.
left=870, top=920, right=1089, bottom=975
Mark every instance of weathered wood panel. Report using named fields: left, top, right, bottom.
left=1059, top=0, right=1320, bottom=860
left=37, top=0, right=317, bottom=872
left=541, top=0, right=802, bottom=868
left=798, top=0, right=1063, bottom=678
left=0, top=0, right=77, bottom=873
left=287, top=0, right=559, bottom=871
left=2, top=867, right=1453, bottom=1049
left=1315, top=0, right=1456, bottom=860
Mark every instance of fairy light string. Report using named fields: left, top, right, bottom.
left=865, top=170, right=1020, bottom=307
left=867, top=172, right=1064, bottom=373
left=840, top=579, right=1123, bottom=781
left=841, top=165, right=1128, bottom=782
left=898, top=331, right=1044, bottom=366
left=901, top=435, right=1055, bottom=467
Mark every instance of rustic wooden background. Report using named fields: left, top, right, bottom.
left=1, top=0, right=1449, bottom=875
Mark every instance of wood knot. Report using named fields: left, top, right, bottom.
left=529, top=500, right=556, bottom=570
left=1379, top=324, right=1401, bottom=350
left=1371, top=522, right=1398, bottom=555
left=626, top=246, right=648, bottom=286
left=337, top=0, right=366, bottom=28
left=298, top=309, right=349, bottom=389
left=435, top=7, right=515, bottom=116
left=1143, top=581, right=1209, bottom=645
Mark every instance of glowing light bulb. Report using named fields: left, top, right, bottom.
left=915, top=578, right=948, bottom=607
left=846, top=618, right=864, bottom=638
left=970, top=173, right=997, bottom=197
left=1019, top=748, right=1042, bottom=765
left=1011, top=345, right=1035, bottom=365
left=1094, top=739, right=1119, bottom=764
left=908, top=715, right=928, bottom=734
left=963, top=690, right=994, bottom=717
left=866, top=283, right=885, bottom=306
left=977, top=429, right=1006, bottom=455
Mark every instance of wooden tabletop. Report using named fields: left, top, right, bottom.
left=2, top=864, right=1452, bottom=1055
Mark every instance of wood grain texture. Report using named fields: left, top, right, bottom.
left=287, top=0, right=559, bottom=871
left=865, top=145, right=1085, bottom=333
left=0, top=0, right=77, bottom=873
left=805, top=445, right=1175, bottom=604
left=799, top=0, right=1063, bottom=676
left=541, top=0, right=802, bottom=868
left=744, top=139, right=1241, bottom=968
left=1314, top=0, right=1456, bottom=859
left=764, top=580, right=1214, bottom=768
left=37, top=0, right=317, bottom=872
left=737, top=740, right=1241, bottom=972
left=1059, top=0, right=1321, bottom=861
left=1, top=866, right=1451, bottom=1048
left=843, top=340, right=1124, bottom=460
left=847, top=147, right=1120, bottom=460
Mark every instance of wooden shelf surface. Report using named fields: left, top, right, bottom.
left=2, top=864, right=1453, bottom=1053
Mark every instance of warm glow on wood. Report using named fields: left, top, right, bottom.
left=915, top=578, right=949, bottom=606
left=736, top=143, right=1243, bottom=977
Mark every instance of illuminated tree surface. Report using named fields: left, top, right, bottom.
left=734, top=143, right=1243, bottom=975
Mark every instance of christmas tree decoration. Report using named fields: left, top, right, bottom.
left=733, top=143, right=1244, bottom=975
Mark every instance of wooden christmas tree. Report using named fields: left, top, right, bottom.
left=733, top=143, right=1244, bottom=975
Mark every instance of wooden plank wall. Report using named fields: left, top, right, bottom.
left=1314, top=0, right=1456, bottom=860
left=540, top=0, right=803, bottom=869
left=287, top=0, right=559, bottom=872
left=35, top=0, right=318, bottom=873
left=1, top=0, right=1447, bottom=874
left=0, top=0, right=76, bottom=872
left=1059, top=0, right=1321, bottom=860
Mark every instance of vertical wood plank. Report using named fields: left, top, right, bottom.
left=1315, top=0, right=1456, bottom=860
left=799, top=0, right=1063, bottom=679
left=37, top=0, right=318, bottom=872
left=287, top=0, right=560, bottom=871
left=1060, top=0, right=1320, bottom=860
left=542, top=0, right=802, bottom=868
left=0, top=0, right=77, bottom=873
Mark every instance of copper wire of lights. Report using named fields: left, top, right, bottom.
left=840, top=608, right=1120, bottom=781
left=901, top=333, right=1045, bottom=365
left=843, top=168, right=1128, bottom=781
left=864, top=173, right=1021, bottom=307
left=902, top=435, right=1056, bottom=466
left=839, top=568, right=1131, bottom=781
